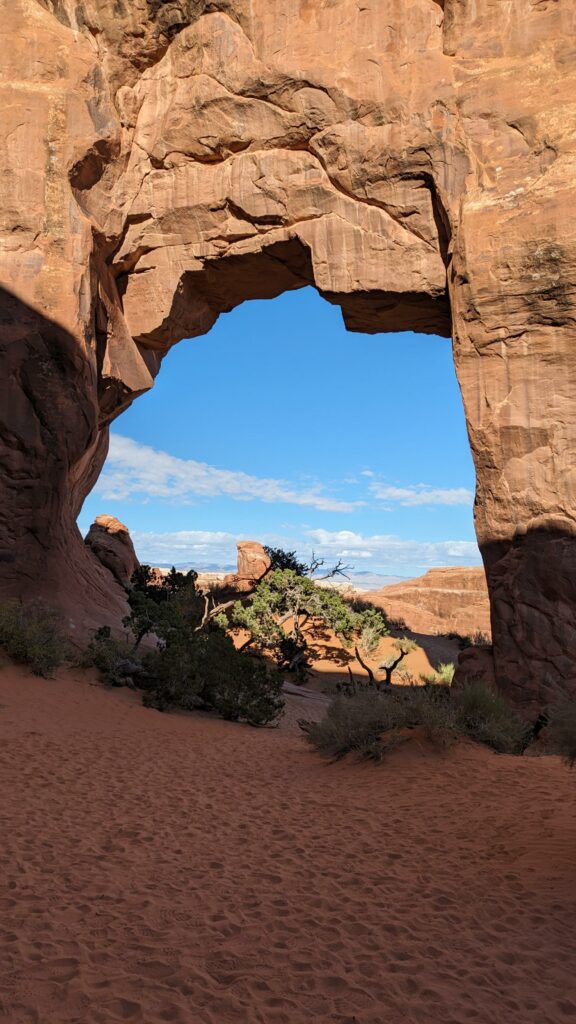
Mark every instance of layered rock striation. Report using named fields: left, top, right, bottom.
left=1, top=0, right=576, bottom=702
left=365, top=567, right=491, bottom=640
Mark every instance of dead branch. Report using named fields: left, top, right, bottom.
left=379, top=650, right=408, bottom=687
left=354, top=644, right=375, bottom=686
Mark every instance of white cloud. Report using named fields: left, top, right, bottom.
left=129, top=529, right=238, bottom=567
left=96, top=434, right=362, bottom=513
left=305, top=528, right=481, bottom=571
left=369, top=482, right=474, bottom=507
left=113, top=526, right=481, bottom=575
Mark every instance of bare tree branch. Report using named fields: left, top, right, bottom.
left=354, top=644, right=375, bottom=686
left=379, top=650, right=408, bottom=687
left=312, top=556, right=353, bottom=582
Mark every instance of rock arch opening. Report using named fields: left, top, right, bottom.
left=81, top=286, right=477, bottom=600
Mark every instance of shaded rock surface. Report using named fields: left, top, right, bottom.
left=1, top=0, right=576, bottom=703
left=455, top=646, right=497, bottom=695
left=365, top=568, right=491, bottom=640
left=84, top=515, right=139, bottom=587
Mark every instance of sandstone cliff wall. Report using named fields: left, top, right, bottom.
left=1, top=0, right=576, bottom=703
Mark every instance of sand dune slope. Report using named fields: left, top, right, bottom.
left=0, top=666, right=575, bottom=1024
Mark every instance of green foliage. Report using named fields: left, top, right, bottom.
left=437, top=662, right=456, bottom=684
left=87, top=568, right=284, bottom=726
left=264, top=546, right=309, bottom=576
left=304, top=681, right=526, bottom=761
left=383, top=638, right=417, bottom=663
left=420, top=662, right=455, bottom=687
left=141, top=628, right=283, bottom=726
left=232, top=568, right=388, bottom=682
left=123, top=564, right=205, bottom=649
left=357, top=607, right=390, bottom=657
left=303, top=688, right=459, bottom=761
left=0, top=600, right=68, bottom=677
left=456, top=682, right=526, bottom=753
left=232, top=576, right=286, bottom=651
left=81, top=626, right=141, bottom=687
left=130, top=564, right=199, bottom=604
left=544, top=700, right=576, bottom=766
left=203, top=648, right=284, bottom=726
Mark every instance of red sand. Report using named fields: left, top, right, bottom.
left=1, top=665, right=575, bottom=1024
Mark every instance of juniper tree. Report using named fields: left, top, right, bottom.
left=231, top=569, right=390, bottom=682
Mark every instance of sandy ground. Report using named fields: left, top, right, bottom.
left=1, top=666, right=576, bottom=1024
left=233, top=619, right=462, bottom=695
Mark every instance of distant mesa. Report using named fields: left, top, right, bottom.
left=316, top=572, right=406, bottom=594
left=364, top=567, right=491, bottom=640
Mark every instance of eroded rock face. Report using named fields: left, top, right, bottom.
left=84, top=514, right=139, bottom=587
left=223, top=542, right=271, bottom=592
left=365, top=568, right=491, bottom=640
left=1, top=0, right=576, bottom=702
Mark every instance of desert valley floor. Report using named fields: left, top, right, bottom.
left=0, top=666, right=575, bottom=1024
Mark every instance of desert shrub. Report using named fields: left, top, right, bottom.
left=305, top=681, right=527, bottom=761
left=420, top=662, right=455, bottom=687
left=0, top=600, right=68, bottom=677
left=387, top=616, right=408, bottom=632
left=81, top=626, right=142, bottom=687
left=455, top=631, right=492, bottom=651
left=206, top=655, right=284, bottom=726
left=546, top=700, right=576, bottom=766
left=264, top=546, right=309, bottom=576
left=455, top=682, right=526, bottom=753
left=396, top=669, right=417, bottom=685
left=140, top=626, right=204, bottom=711
left=302, top=692, right=401, bottom=760
left=142, top=629, right=284, bottom=725
left=357, top=607, right=390, bottom=658
left=303, top=688, right=459, bottom=761
left=88, top=569, right=285, bottom=726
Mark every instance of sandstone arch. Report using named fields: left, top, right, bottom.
left=1, top=0, right=576, bottom=703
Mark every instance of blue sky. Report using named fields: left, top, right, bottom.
left=78, top=287, right=481, bottom=578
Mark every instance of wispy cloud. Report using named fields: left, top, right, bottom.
left=96, top=434, right=362, bottom=514
left=305, top=529, right=481, bottom=571
left=369, top=482, right=474, bottom=507
left=107, top=526, right=481, bottom=574
left=129, top=530, right=238, bottom=567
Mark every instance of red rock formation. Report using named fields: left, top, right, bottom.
left=84, top=515, right=139, bottom=588
left=223, top=542, right=271, bottom=593
left=365, top=568, right=491, bottom=640
left=1, top=1, right=576, bottom=703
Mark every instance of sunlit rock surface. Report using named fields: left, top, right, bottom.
left=1, top=0, right=576, bottom=703
left=222, top=542, right=272, bottom=593
left=365, top=568, right=491, bottom=640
